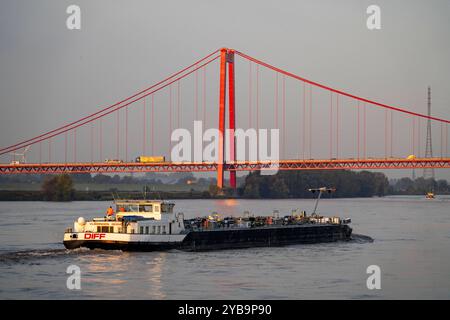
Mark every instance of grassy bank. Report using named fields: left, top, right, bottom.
left=0, top=182, right=207, bottom=192
left=0, top=190, right=215, bottom=201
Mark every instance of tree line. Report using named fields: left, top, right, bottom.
left=2, top=170, right=448, bottom=201
left=238, top=170, right=390, bottom=198
left=390, top=177, right=450, bottom=195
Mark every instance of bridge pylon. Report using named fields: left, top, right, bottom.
left=217, top=48, right=236, bottom=190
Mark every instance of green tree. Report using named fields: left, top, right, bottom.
left=268, top=177, right=290, bottom=198
left=41, top=174, right=75, bottom=201
left=71, top=173, right=92, bottom=183
left=242, top=171, right=262, bottom=198
left=208, top=184, right=220, bottom=197
left=437, top=179, right=449, bottom=193
left=239, top=170, right=390, bottom=199
left=93, top=174, right=112, bottom=184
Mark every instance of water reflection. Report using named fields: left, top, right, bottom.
left=79, top=251, right=128, bottom=286
left=213, top=199, right=240, bottom=216
left=144, top=252, right=167, bottom=299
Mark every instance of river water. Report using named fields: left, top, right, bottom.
left=0, top=197, right=449, bottom=299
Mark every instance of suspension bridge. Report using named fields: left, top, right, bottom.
left=1, top=48, right=449, bottom=188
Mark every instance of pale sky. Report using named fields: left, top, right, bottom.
left=1, top=0, right=449, bottom=179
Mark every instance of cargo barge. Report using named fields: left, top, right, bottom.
left=63, top=188, right=352, bottom=251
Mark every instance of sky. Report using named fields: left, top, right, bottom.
left=0, top=0, right=450, bottom=180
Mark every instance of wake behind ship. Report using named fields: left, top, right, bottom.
left=63, top=188, right=352, bottom=251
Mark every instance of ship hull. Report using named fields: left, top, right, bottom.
left=181, top=224, right=352, bottom=251
left=63, top=224, right=352, bottom=252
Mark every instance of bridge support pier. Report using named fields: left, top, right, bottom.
left=228, top=49, right=236, bottom=189
left=217, top=48, right=237, bottom=190
left=217, top=48, right=227, bottom=189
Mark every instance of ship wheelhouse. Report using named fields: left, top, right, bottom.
left=71, top=199, right=184, bottom=236
left=114, top=199, right=181, bottom=235
left=114, top=199, right=174, bottom=220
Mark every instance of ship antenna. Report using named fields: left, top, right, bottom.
left=308, top=187, right=336, bottom=216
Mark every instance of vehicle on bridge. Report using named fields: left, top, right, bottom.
left=135, top=156, right=166, bottom=163
left=104, top=159, right=124, bottom=164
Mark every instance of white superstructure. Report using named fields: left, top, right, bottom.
left=64, top=199, right=187, bottom=246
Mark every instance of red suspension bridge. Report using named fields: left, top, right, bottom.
left=1, top=47, right=450, bottom=188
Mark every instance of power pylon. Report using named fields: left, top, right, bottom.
left=423, top=86, right=435, bottom=179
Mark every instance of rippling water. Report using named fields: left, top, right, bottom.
left=0, top=197, right=449, bottom=299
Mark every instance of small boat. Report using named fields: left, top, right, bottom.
left=63, top=188, right=352, bottom=252
left=426, top=192, right=435, bottom=199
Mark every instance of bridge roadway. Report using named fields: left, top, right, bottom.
left=1, top=158, right=450, bottom=174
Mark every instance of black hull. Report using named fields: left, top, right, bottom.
left=64, top=224, right=352, bottom=252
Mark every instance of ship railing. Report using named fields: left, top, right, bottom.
left=184, top=216, right=343, bottom=232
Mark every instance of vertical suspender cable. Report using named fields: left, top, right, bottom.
left=441, top=122, right=444, bottom=158
left=413, top=117, right=416, bottom=157
left=99, top=119, right=103, bottom=162
left=178, top=81, right=181, bottom=129
left=65, top=132, right=68, bottom=163
left=357, top=100, right=360, bottom=159
left=385, top=109, right=388, bottom=158
left=412, top=117, right=415, bottom=156
left=195, top=69, right=199, bottom=120
left=445, top=123, right=448, bottom=157
left=202, top=68, right=206, bottom=128
left=256, top=65, right=260, bottom=132
left=418, top=118, right=421, bottom=157
left=39, top=142, right=42, bottom=164
left=390, top=110, right=394, bottom=158
left=336, top=94, right=339, bottom=159
left=151, top=95, right=155, bottom=156
left=303, top=82, right=306, bottom=160
left=363, top=103, right=367, bottom=158
left=298, top=84, right=302, bottom=159
left=125, top=106, right=128, bottom=162
left=169, top=85, right=173, bottom=152
left=74, top=129, right=77, bottom=162
left=309, top=85, right=312, bottom=159
left=330, top=92, right=333, bottom=159
left=249, top=62, right=252, bottom=129
left=282, top=75, right=286, bottom=159
left=91, top=122, right=94, bottom=163
left=116, top=111, right=119, bottom=159
left=143, top=98, right=146, bottom=155
left=275, top=72, right=278, bottom=129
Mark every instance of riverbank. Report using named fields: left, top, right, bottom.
left=2, top=189, right=447, bottom=201
left=0, top=190, right=213, bottom=201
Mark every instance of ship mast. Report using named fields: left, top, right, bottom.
left=308, top=187, right=336, bottom=215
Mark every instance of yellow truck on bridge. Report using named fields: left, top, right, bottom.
left=135, top=156, right=166, bottom=163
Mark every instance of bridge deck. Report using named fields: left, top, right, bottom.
left=1, top=158, right=450, bottom=174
